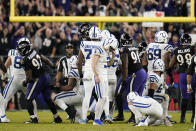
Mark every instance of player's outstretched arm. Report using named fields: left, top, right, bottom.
left=40, top=55, right=55, bottom=68
left=61, top=78, right=76, bottom=91
left=78, top=49, right=84, bottom=77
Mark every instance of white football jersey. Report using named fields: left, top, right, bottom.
left=80, top=40, right=101, bottom=70
left=146, top=43, right=173, bottom=72
left=68, top=69, right=82, bottom=95
left=107, top=49, right=120, bottom=78
left=92, top=45, right=109, bottom=75
left=8, top=49, right=25, bottom=76
left=147, top=71, right=165, bottom=95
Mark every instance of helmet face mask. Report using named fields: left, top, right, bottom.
left=155, top=31, right=168, bottom=44
left=180, top=33, right=192, bottom=46
left=120, top=33, right=133, bottom=47
left=16, top=37, right=31, bottom=56
left=79, top=24, right=90, bottom=39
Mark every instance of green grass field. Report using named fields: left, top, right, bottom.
left=0, top=111, right=194, bottom=131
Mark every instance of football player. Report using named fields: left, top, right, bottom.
left=114, top=33, right=147, bottom=123
left=91, top=27, right=118, bottom=125
left=145, top=59, right=172, bottom=126
left=0, top=48, right=37, bottom=123
left=127, top=92, right=163, bottom=126
left=16, top=37, right=62, bottom=123
left=169, top=33, right=196, bottom=123
left=52, top=55, right=83, bottom=123
left=78, top=25, right=102, bottom=124
left=187, top=55, right=196, bottom=129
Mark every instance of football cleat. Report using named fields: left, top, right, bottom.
left=1, top=115, right=10, bottom=123
left=180, top=117, right=186, bottom=123
left=104, top=115, right=113, bottom=124
left=113, top=115, right=124, bottom=121
left=164, top=117, right=173, bottom=127
left=52, top=116, right=62, bottom=123
left=166, top=116, right=177, bottom=124
left=136, top=119, right=148, bottom=126
left=25, top=117, right=38, bottom=124
left=127, top=116, right=136, bottom=124
left=93, top=119, right=104, bottom=125
left=87, top=112, right=95, bottom=122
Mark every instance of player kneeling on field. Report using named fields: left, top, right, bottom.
left=51, top=55, right=83, bottom=123
left=127, top=92, right=163, bottom=126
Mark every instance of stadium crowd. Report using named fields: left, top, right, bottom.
left=0, top=0, right=195, bottom=56
left=0, top=0, right=195, bottom=122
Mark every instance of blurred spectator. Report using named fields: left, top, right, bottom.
left=0, top=24, right=10, bottom=55
left=168, top=34, right=180, bottom=48
left=56, top=31, right=69, bottom=56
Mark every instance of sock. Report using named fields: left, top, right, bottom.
left=104, top=97, right=109, bottom=116
left=30, top=115, right=36, bottom=119
left=115, top=94, right=124, bottom=117
left=95, top=98, right=106, bottom=120
left=192, top=95, right=195, bottom=118
left=82, top=97, right=90, bottom=120
left=89, top=99, right=96, bottom=112
left=32, top=99, right=37, bottom=117
left=53, top=113, right=59, bottom=118
left=181, top=98, right=189, bottom=118
left=162, top=99, right=169, bottom=118
left=54, top=99, right=68, bottom=111
left=45, top=99, right=57, bottom=115
left=109, top=101, right=114, bottom=117
left=27, top=100, right=35, bottom=116
left=148, top=89, right=154, bottom=98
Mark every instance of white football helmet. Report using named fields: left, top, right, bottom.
left=104, top=37, right=118, bottom=50
left=69, top=55, right=78, bottom=69
left=152, top=59, right=165, bottom=72
left=127, top=92, right=139, bottom=102
left=89, top=26, right=101, bottom=40
left=101, top=29, right=111, bottom=39
left=155, top=31, right=168, bottom=44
